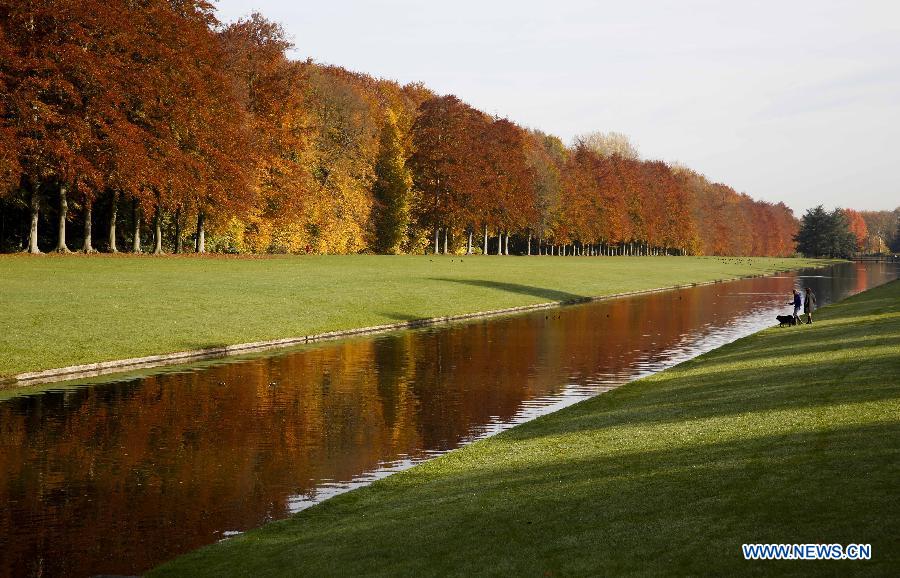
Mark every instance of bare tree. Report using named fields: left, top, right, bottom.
left=573, top=131, right=639, bottom=160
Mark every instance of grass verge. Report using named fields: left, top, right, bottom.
left=150, top=279, right=900, bottom=576
left=0, top=255, right=828, bottom=378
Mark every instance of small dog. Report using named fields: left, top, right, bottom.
left=776, top=315, right=796, bottom=327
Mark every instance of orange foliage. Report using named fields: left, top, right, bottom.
left=842, top=208, right=868, bottom=251
left=0, top=1, right=803, bottom=256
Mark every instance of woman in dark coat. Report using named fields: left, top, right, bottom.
left=804, top=287, right=817, bottom=324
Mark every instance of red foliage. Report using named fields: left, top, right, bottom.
left=0, top=1, right=805, bottom=256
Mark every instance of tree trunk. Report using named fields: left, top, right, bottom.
left=496, top=231, right=502, bottom=255
left=153, top=199, right=163, bottom=255
left=442, top=227, right=448, bottom=255
left=28, top=184, right=41, bottom=254
left=174, top=207, right=182, bottom=254
left=132, top=199, right=141, bottom=253
left=527, top=232, right=531, bottom=256
left=433, top=227, right=439, bottom=255
left=196, top=210, right=206, bottom=254
left=467, top=229, right=473, bottom=255
left=108, top=191, right=118, bottom=253
left=56, top=185, right=70, bottom=253
left=482, top=224, right=488, bottom=255
left=504, top=231, right=509, bottom=255
left=82, top=199, right=95, bottom=253
left=0, top=199, right=5, bottom=251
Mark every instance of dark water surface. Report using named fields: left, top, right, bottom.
left=1, top=262, right=897, bottom=577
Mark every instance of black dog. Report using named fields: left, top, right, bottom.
left=776, top=315, right=796, bottom=327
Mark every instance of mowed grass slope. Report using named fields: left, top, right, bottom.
left=0, top=255, right=825, bottom=377
left=151, top=280, right=900, bottom=577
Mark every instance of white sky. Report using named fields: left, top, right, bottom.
left=213, top=0, right=900, bottom=216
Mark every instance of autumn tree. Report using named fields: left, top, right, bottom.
left=858, top=209, right=898, bottom=253
left=842, top=208, right=868, bottom=252
left=478, top=118, right=535, bottom=255
left=574, top=131, right=639, bottom=160
left=524, top=131, right=565, bottom=254
left=220, top=13, right=310, bottom=254
left=372, top=111, right=412, bottom=253
left=410, top=95, right=482, bottom=254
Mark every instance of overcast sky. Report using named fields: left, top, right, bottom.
left=214, top=0, right=899, bottom=216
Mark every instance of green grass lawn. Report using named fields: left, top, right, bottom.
left=150, top=279, right=900, bottom=576
left=0, top=254, right=827, bottom=378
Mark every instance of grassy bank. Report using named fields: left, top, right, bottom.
left=0, top=255, right=827, bottom=378
left=151, top=279, right=900, bottom=576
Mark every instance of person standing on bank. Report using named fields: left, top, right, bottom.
left=804, top=287, right=817, bottom=324
left=789, top=289, right=802, bottom=325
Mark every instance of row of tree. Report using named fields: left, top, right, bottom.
left=1, top=1, right=802, bottom=256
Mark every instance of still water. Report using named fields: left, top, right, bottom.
left=1, top=262, right=897, bottom=577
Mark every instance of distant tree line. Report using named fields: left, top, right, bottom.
left=1, top=1, right=801, bottom=256
left=795, top=206, right=899, bottom=258
left=857, top=208, right=900, bottom=254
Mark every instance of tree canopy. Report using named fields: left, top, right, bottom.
left=0, top=1, right=820, bottom=257
left=794, top=206, right=857, bottom=258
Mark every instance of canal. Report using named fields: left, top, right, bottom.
left=0, top=261, right=897, bottom=577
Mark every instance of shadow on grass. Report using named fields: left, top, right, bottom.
left=151, top=422, right=900, bottom=577
left=709, top=333, right=900, bottom=366
left=429, top=277, right=587, bottom=303
left=379, top=311, right=424, bottom=322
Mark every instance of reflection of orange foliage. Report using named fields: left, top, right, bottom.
left=2, top=272, right=878, bottom=576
